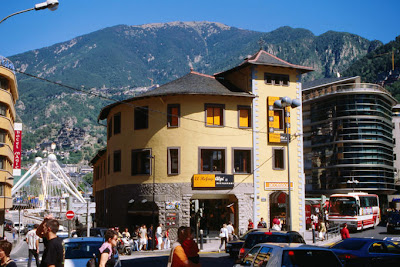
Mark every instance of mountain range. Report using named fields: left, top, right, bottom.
left=7, top=21, right=395, bottom=163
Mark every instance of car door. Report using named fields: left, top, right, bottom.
left=367, top=241, right=390, bottom=265
left=381, top=241, right=400, bottom=265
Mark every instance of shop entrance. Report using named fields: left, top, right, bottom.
left=269, top=191, right=288, bottom=230
left=190, top=195, right=238, bottom=237
left=126, top=201, right=159, bottom=231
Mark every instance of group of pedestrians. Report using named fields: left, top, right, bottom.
left=311, top=212, right=327, bottom=241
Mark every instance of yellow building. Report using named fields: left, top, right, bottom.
left=0, top=56, right=18, bottom=227
left=91, top=50, right=312, bottom=235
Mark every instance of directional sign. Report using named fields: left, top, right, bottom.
left=66, top=210, right=75, bottom=220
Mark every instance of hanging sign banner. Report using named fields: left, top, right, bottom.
left=13, top=123, right=22, bottom=176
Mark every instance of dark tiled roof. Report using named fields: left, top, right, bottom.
left=215, top=50, right=313, bottom=77
left=89, top=147, right=107, bottom=165
left=302, top=76, right=359, bottom=90
left=98, top=71, right=254, bottom=120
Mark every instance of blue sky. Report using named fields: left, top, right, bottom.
left=1, top=0, right=399, bottom=57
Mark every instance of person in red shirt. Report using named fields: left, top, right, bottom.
left=247, top=219, right=254, bottom=231
left=340, top=223, right=350, bottom=240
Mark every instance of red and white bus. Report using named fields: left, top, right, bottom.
left=328, top=192, right=380, bottom=231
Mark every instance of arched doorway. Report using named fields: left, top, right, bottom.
left=269, top=191, right=287, bottom=230
left=126, top=200, right=159, bottom=231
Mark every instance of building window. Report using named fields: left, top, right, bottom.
left=131, top=149, right=151, bottom=175
left=273, top=148, right=285, bottom=170
left=113, top=150, right=121, bottom=173
left=0, top=77, right=9, bottom=90
left=103, top=160, right=106, bottom=177
left=168, top=147, right=180, bottom=175
left=114, top=112, right=121, bottom=135
left=107, top=118, right=112, bottom=140
left=134, top=106, right=149, bottom=130
left=272, top=108, right=284, bottom=130
left=167, top=104, right=180, bottom=127
left=0, top=157, right=5, bottom=170
left=264, top=73, right=289, bottom=86
left=0, top=131, right=6, bottom=143
left=233, top=149, right=252, bottom=173
left=238, top=106, right=251, bottom=128
left=0, top=103, right=7, bottom=116
left=205, top=104, right=224, bottom=127
left=200, top=148, right=226, bottom=173
left=107, top=155, right=110, bottom=175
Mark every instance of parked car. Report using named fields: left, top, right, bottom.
left=56, top=230, right=69, bottom=240
left=90, top=227, right=108, bottom=237
left=226, top=228, right=263, bottom=258
left=4, top=220, right=13, bottom=232
left=22, top=223, right=36, bottom=235
left=63, top=237, right=121, bottom=267
left=238, top=230, right=306, bottom=260
left=235, top=243, right=343, bottom=267
left=329, top=238, right=400, bottom=266
left=387, top=212, right=400, bottom=234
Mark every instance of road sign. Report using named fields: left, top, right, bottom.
left=66, top=210, right=75, bottom=220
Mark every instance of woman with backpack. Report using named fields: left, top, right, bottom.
left=99, top=229, right=118, bottom=267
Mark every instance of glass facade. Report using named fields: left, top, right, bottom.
left=303, top=84, right=397, bottom=195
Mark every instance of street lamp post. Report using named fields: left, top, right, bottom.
left=274, top=97, right=301, bottom=231
left=0, top=0, right=59, bottom=24
left=147, top=154, right=156, bottom=250
left=347, top=177, right=359, bottom=192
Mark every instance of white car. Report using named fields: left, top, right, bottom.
left=63, top=237, right=121, bottom=267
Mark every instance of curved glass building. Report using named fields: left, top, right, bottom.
left=302, top=77, right=397, bottom=196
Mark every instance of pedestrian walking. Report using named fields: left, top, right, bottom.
left=26, top=224, right=40, bottom=267
left=318, top=221, right=326, bottom=241
left=218, top=224, right=228, bottom=253
left=0, top=241, right=16, bottom=267
left=257, top=217, right=267, bottom=228
left=181, top=227, right=200, bottom=266
left=226, top=221, right=234, bottom=241
left=163, top=228, right=170, bottom=249
left=247, top=219, right=254, bottom=230
left=36, top=215, right=63, bottom=267
left=271, top=216, right=282, bottom=231
left=340, top=223, right=350, bottom=240
left=139, top=224, right=147, bottom=251
left=167, top=226, right=200, bottom=267
left=147, top=225, right=154, bottom=250
left=99, top=229, right=118, bottom=267
left=10, top=228, right=15, bottom=241
left=156, top=223, right=163, bottom=250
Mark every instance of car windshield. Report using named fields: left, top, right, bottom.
left=244, top=233, right=289, bottom=248
left=331, top=239, right=368, bottom=250
left=389, top=213, right=400, bottom=221
left=282, top=250, right=341, bottom=267
left=330, top=197, right=358, bottom=216
left=64, top=241, right=102, bottom=259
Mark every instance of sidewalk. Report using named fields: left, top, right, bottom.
left=303, top=229, right=341, bottom=247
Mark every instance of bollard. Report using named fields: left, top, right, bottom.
left=312, top=224, right=316, bottom=243
left=199, top=229, right=203, bottom=250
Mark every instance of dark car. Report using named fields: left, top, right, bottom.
left=235, top=243, right=343, bottom=267
left=4, top=220, right=13, bottom=232
left=329, top=238, right=400, bottom=266
left=227, top=229, right=264, bottom=258
left=238, top=230, right=305, bottom=260
left=22, top=223, right=35, bottom=235
left=89, top=227, right=108, bottom=237
left=387, top=212, right=400, bottom=233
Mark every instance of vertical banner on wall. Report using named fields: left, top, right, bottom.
left=13, top=123, right=22, bottom=176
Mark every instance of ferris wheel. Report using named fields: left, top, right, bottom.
left=11, top=154, right=86, bottom=210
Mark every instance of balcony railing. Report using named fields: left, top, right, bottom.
left=303, top=83, right=391, bottom=102
left=0, top=56, right=15, bottom=74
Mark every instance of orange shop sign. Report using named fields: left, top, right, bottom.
left=264, top=181, right=293, bottom=190
left=193, top=174, right=234, bottom=188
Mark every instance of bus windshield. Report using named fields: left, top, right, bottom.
left=330, top=197, right=358, bottom=216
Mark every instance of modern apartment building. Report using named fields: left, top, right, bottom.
left=0, top=56, right=18, bottom=226
left=302, top=77, right=397, bottom=206
left=91, top=50, right=312, bottom=235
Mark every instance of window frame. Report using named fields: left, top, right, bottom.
left=232, top=148, right=252, bottom=174
left=264, top=73, right=290, bottom=86
left=113, top=150, right=121, bottom=173
left=107, top=118, right=112, bottom=140
left=167, top=104, right=180, bottom=128
left=0, top=103, right=7, bottom=117
left=198, top=147, right=227, bottom=174
left=131, top=149, right=152, bottom=176
left=273, top=147, right=285, bottom=170
left=238, top=105, right=251, bottom=128
left=167, top=147, right=180, bottom=175
left=113, top=112, right=121, bottom=135
left=204, top=104, right=225, bottom=127
left=134, top=106, right=149, bottom=130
